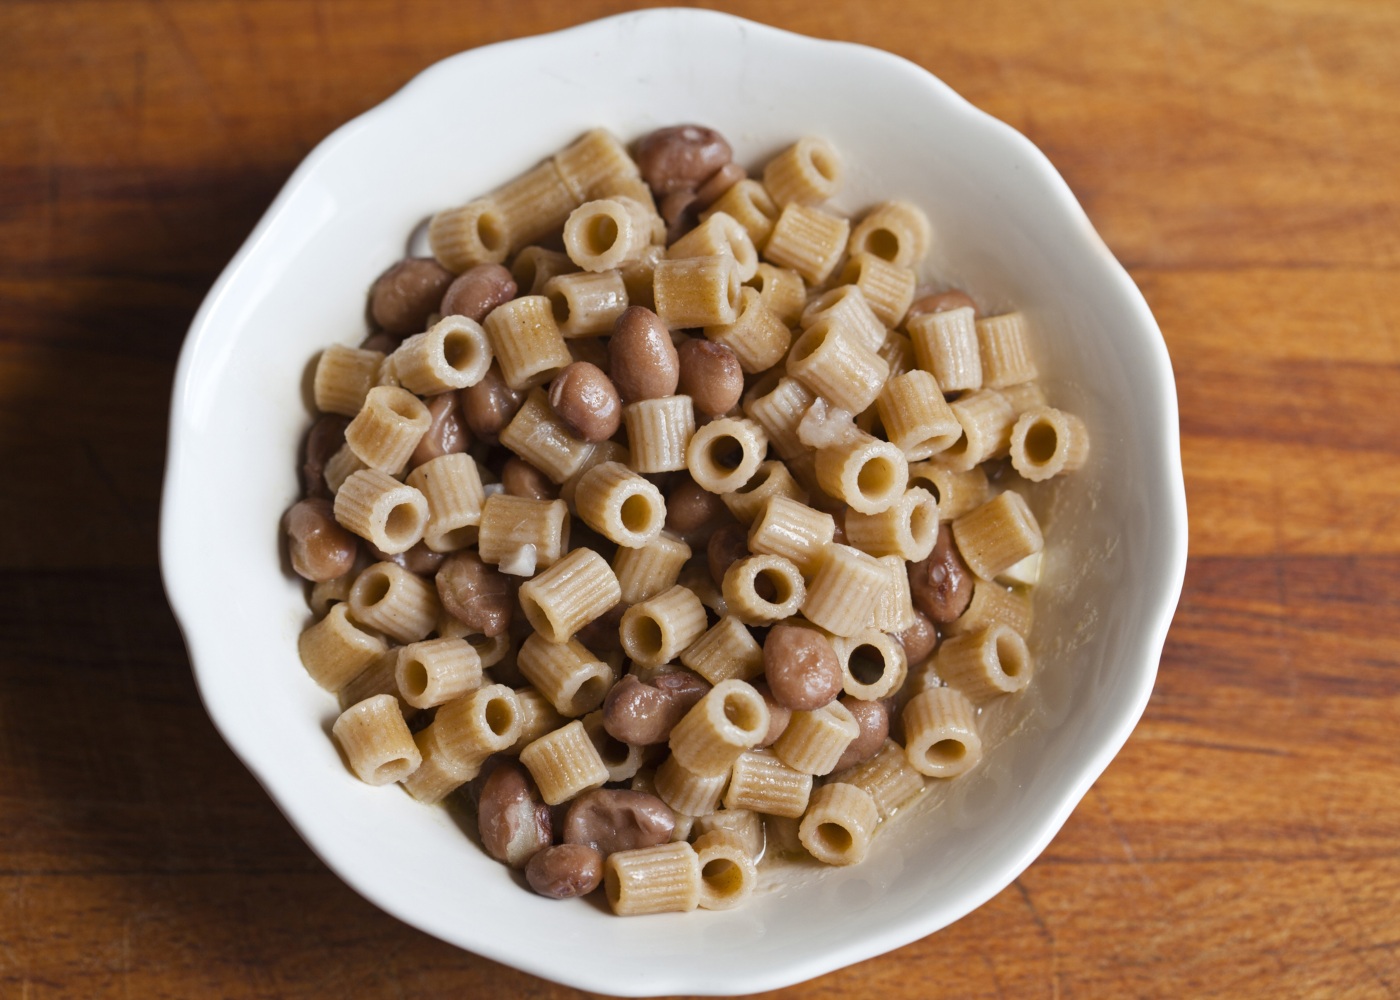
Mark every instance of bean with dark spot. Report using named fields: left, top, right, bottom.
left=909, top=523, right=974, bottom=623
left=436, top=551, right=513, bottom=637
left=476, top=759, right=551, bottom=869
left=602, top=672, right=710, bottom=745
left=562, top=788, right=675, bottom=856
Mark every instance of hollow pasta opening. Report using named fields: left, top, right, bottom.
left=809, top=146, right=838, bottom=184
left=909, top=498, right=939, bottom=550
left=735, top=463, right=772, bottom=495
left=575, top=675, right=610, bottom=712
left=477, top=212, right=507, bottom=254
left=373, top=758, right=413, bottom=783
left=1024, top=420, right=1059, bottom=464
left=619, top=493, right=655, bottom=534
left=816, top=822, right=853, bottom=854
left=384, top=503, right=422, bottom=546
left=865, top=227, right=900, bottom=262
left=701, top=857, right=744, bottom=896
left=927, top=738, right=966, bottom=765
left=585, top=213, right=620, bottom=256
left=722, top=691, right=764, bottom=733
left=402, top=659, right=429, bottom=698
left=707, top=436, right=745, bottom=472
left=357, top=569, right=392, bottom=607
left=849, top=645, right=886, bottom=685
left=485, top=697, right=516, bottom=735
left=386, top=393, right=420, bottom=420
left=547, top=290, right=571, bottom=324
left=443, top=330, right=480, bottom=372
left=594, top=727, right=631, bottom=767
left=630, top=615, right=665, bottom=657
left=856, top=456, right=898, bottom=499
left=789, top=327, right=825, bottom=365
left=996, top=632, right=1028, bottom=678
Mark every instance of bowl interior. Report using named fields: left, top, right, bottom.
left=161, top=9, right=1185, bottom=996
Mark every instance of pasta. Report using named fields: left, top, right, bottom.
left=287, top=123, right=1091, bottom=916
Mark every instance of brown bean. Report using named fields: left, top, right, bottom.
left=635, top=125, right=733, bottom=195
left=602, top=671, right=710, bottom=746
left=436, top=551, right=513, bottom=637
left=476, top=759, right=552, bottom=869
left=665, top=476, right=726, bottom=535
left=573, top=601, right=628, bottom=657
left=752, top=680, right=792, bottom=748
left=907, top=289, right=980, bottom=320
left=763, top=623, right=843, bottom=711
left=693, top=161, right=746, bottom=212
left=359, top=331, right=399, bottom=354
left=909, top=523, right=974, bottom=623
left=459, top=364, right=525, bottom=445
left=562, top=788, right=675, bottom=857
left=609, top=306, right=679, bottom=403
left=301, top=415, right=348, bottom=499
left=707, top=522, right=750, bottom=589
left=660, top=188, right=699, bottom=245
left=525, top=843, right=603, bottom=899
left=370, top=258, right=455, bottom=335
left=285, top=498, right=359, bottom=582
left=440, top=263, right=517, bottom=323
left=677, top=339, right=743, bottom=418
left=409, top=392, right=470, bottom=469
left=367, top=539, right=445, bottom=576
left=832, top=696, right=890, bottom=772
left=501, top=456, right=558, bottom=500
left=548, top=361, right=622, bottom=442
left=897, top=610, right=940, bottom=665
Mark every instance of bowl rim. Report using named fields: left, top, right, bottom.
left=160, top=7, right=1189, bottom=994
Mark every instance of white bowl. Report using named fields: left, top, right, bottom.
left=160, top=8, right=1187, bottom=996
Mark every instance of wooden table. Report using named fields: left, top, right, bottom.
left=3, top=1, right=1397, bottom=996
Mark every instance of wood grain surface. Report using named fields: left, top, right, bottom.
left=2, top=1, right=1398, bottom=997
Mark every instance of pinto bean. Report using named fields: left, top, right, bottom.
left=907, top=289, right=979, bottom=320
left=608, top=306, right=679, bottom=403
left=440, top=263, right=517, bottom=323
left=562, top=788, right=675, bottom=856
left=285, top=498, right=358, bottom=582
left=897, top=609, right=940, bottom=664
left=301, top=415, right=348, bottom=499
left=677, top=339, right=743, bottom=418
left=409, top=392, right=470, bottom=469
left=831, top=696, right=890, bottom=772
left=763, top=623, right=843, bottom=711
left=501, top=457, right=558, bottom=500
left=525, top=844, right=603, bottom=899
left=436, top=551, right=513, bottom=637
left=707, top=523, right=750, bottom=589
left=370, top=258, right=455, bottom=335
left=459, top=364, right=525, bottom=445
left=476, top=759, right=551, bottom=869
left=635, top=125, right=733, bottom=195
left=665, top=476, right=726, bottom=535
left=601, top=671, right=710, bottom=746
left=548, top=361, right=622, bottom=442
left=909, top=523, right=974, bottom=623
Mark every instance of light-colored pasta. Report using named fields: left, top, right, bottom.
left=787, top=318, right=890, bottom=416
left=669, top=679, right=771, bottom=778
left=589, top=175, right=666, bottom=244
left=581, top=710, right=647, bottom=783
left=902, top=687, right=983, bottom=778
left=762, top=203, right=849, bottom=285
left=543, top=269, right=629, bottom=337
left=401, top=725, right=480, bottom=804
left=519, top=719, right=610, bottom=806
left=722, top=554, right=806, bottom=625
left=773, top=700, right=860, bottom=776
left=952, top=490, right=1043, bottom=580
left=512, top=245, right=577, bottom=296
left=877, top=331, right=916, bottom=380
left=838, top=252, right=916, bottom=328
left=946, top=577, right=1034, bottom=637
left=813, top=432, right=908, bottom=515
left=429, top=197, right=511, bottom=271
left=298, top=602, right=387, bottom=692
left=623, top=395, right=695, bottom=474
left=338, top=648, right=414, bottom=717
left=347, top=561, right=439, bottom=644
left=466, top=630, right=513, bottom=669
left=517, top=546, right=621, bottom=643
left=906, top=463, right=990, bottom=521
left=877, top=369, right=962, bottom=460
left=333, top=694, right=422, bottom=786
left=405, top=453, right=484, bottom=553
left=476, top=492, right=569, bottom=571
left=844, top=486, right=940, bottom=561
left=344, top=386, right=431, bottom=475
left=747, top=262, right=806, bottom=325
left=679, top=615, right=765, bottom=685
left=937, top=389, right=1017, bottom=472
left=613, top=531, right=692, bottom=604
left=763, top=814, right=806, bottom=858
left=906, top=306, right=982, bottom=393
left=798, top=782, right=880, bottom=866
left=700, top=179, right=779, bottom=249
left=692, top=829, right=758, bottom=910
left=723, top=748, right=813, bottom=818
left=492, top=160, right=580, bottom=250
left=404, top=683, right=522, bottom=802
left=833, top=739, right=926, bottom=820
left=800, top=284, right=886, bottom=354
left=507, top=686, right=566, bottom=754
left=937, top=624, right=1033, bottom=702
left=832, top=629, right=908, bottom=701
left=721, top=460, right=808, bottom=525
left=559, top=438, right=629, bottom=508
left=617, top=243, right=665, bottom=311
left=605, top=841, right=701, bottom=915
left=975, top=311, right=1039, bottom=388
left=563, top=197, right=656, bottom=272
left=391, top=316, right=493, bottom=395
left=743, top=376, right=816, bottom=460
left=998, top=379, right=1048, bottom=416
left=517, top=634, right=615, bottom=717
left=848, top=200, right=931, bottom=270
left=801, top=544, right=888, bottom=638
left=746, top=495, right=835, bottom=578
left=574, top=461, right=666, bottom=547
left=667, top=211, right=759, bottom=281
left=323, top=443, right=369, bottom=496
left=395, top=637, right=482, bottom=710
left=553, top=128, right=640, bottom=202
left=654, top=253, right=742, bottom=329
left=619, top=584, right=708, bottom=668
left=314, top=344, right=384, bottom=417
left=1008, top=406, right=1090, bottom=481
left=685, top=417, right=768, bottom=494
left=692, top=809, right=765, bottom=861
left=763, top=136, right=843, bottom=206
left=869, top=554, right=917, bottom=634
left=654, top=753, right=729, bottom=817
left=481, top=294, right=573, bottom=391
left=703, top=287, right=792, bottom=375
